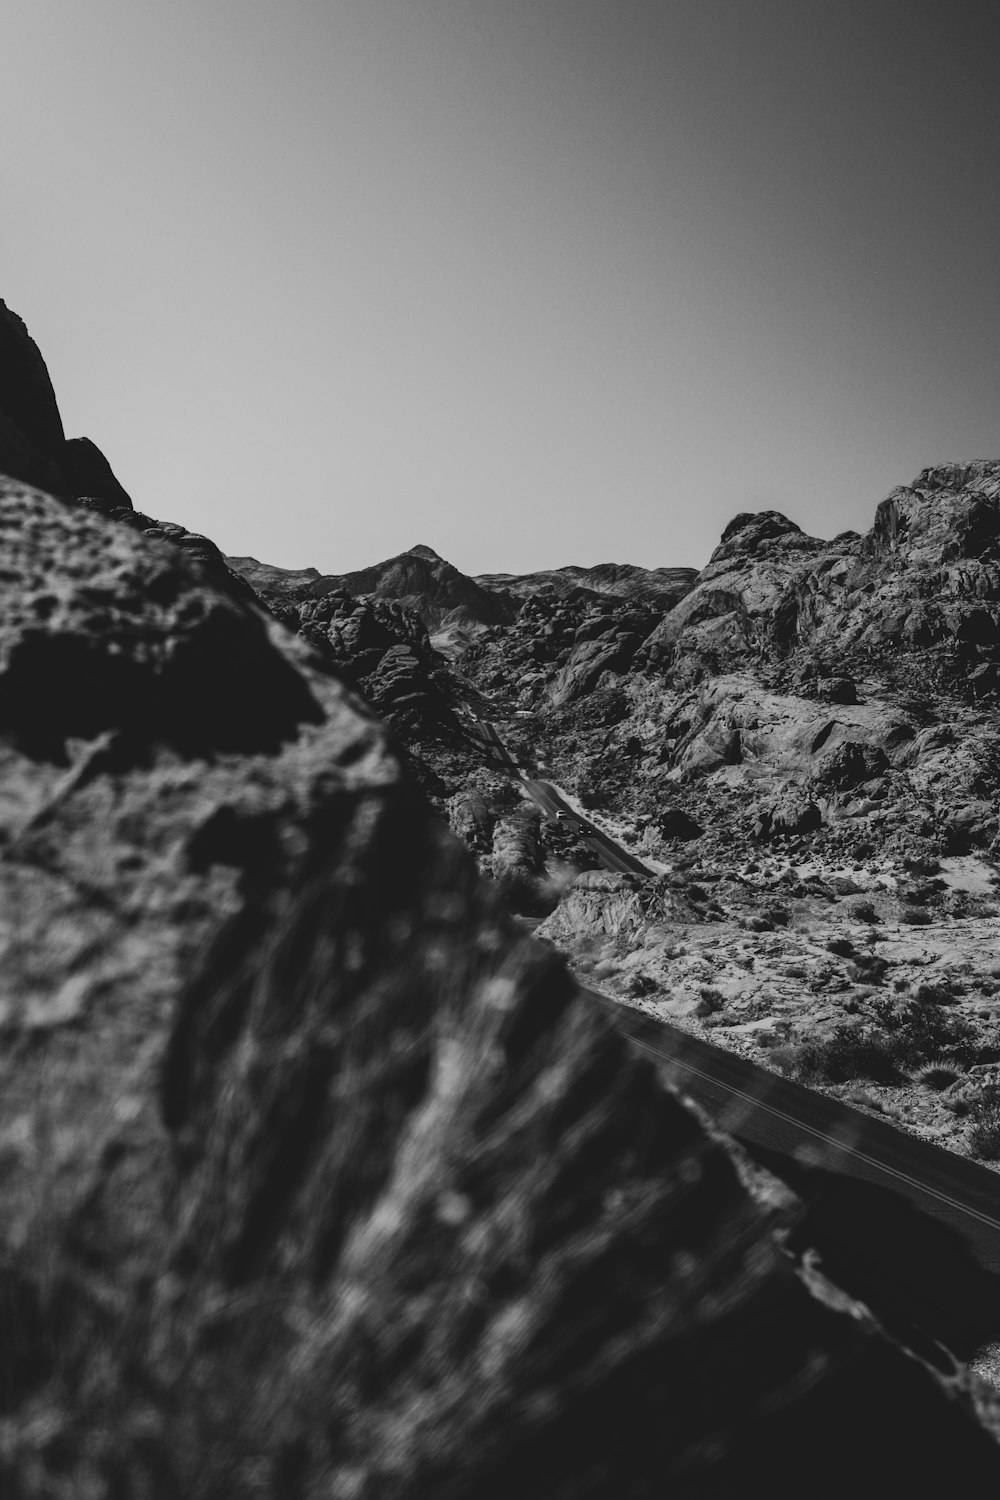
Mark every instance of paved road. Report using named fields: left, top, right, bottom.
left=588, top=989, right=1000, bottom=1278
left=469, top=717, right=655, bottom=878
left=519, top=777, right=655, bottom=878
left=472, top=713, right=1000, bottom=1336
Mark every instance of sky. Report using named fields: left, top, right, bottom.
left=4, top=0, right=999, bottom=576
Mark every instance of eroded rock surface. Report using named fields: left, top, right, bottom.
left=4, top=483, right=1000, bottom=1493
left=0, top=300, right=132, bottom=509
left=6, top=295, right=1000, bottom=1487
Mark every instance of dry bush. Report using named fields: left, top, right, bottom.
left=967, top=1084, right=1000, bottom=1160
left=917, top=1064, right=962, bottom=1091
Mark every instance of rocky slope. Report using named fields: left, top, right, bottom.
left=5, top=477, right=1000, bottom=1495
left=224, top=464, right=1000, bottom=1176
left=4, top=299, right=1000, bottom=1489
left=0, top=299, right=132, bottom=509
left=475, top=560, right=697, bottom=609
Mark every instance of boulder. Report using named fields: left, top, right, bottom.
left=943, top=800, right=999, bottom=853
left=489, top=801, right=557, bottom=915
left=447, top=789, right=495, bottom=852
left=816, top=675, right=858, bottom=705
left=658, top=807, right=705, bottom=842
left=755, top=793, right=823, bottom=841
left=813, top=741, right=891, bottom=791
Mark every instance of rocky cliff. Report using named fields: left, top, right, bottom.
left=3, top=301, right=1000, bottom=1492
left=0, top=300, right=132, bottom=510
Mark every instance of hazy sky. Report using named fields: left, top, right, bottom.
left=5, top=1, right=999, bottom=575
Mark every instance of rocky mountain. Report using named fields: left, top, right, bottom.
left=230, top=462, right=1000, bottom=1188
left=230, top=542, right=515, bottom=632
left=475, top=560, right=698, bottom=609
left=0, top=299, right=133, bottom=509
left=4, top=299, right=1000, bottom=1490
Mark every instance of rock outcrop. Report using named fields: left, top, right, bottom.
left=6, top=296, right=1000, bottom=1490
left=3, top=485, right=1000, bottom=1488
left=0, top=299, right=133, bottom=509
left=476, top=560, right=698, bottom=610
left=640, top=464, right=1000, bottom=686
left=230, top=543, right=516, bottom=634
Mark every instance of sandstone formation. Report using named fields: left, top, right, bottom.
left=3, top=479, right=999, bottom=1492
left=0, top=300, right=133, bottom=510
left=3, top=304, right=1000, bottom=1490
left=476, top=560, right=698, bottom=609
left=224, top=461, right=1000, bottom=1184
left=230, top=542, right=516, bottom=633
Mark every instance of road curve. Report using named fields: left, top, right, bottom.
left=520, top=778, right=656, bottom=878
left=466, top=716, right=656, bottom=877
left=586, top=988, right=1000, bottom=1276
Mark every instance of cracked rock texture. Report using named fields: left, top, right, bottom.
left=5, top=301, right=1000, bottom=1491
left=3, top=488, right=1000, bottom=1491
left=1, top=483, right=1000, bottom=1488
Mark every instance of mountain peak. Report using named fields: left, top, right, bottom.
left=406, top=544, right=443, bottom=562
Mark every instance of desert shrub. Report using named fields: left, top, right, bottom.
left=917, top=1064, right=961, bottom=1091
left=849, top=953, right=890, bottom=984
left=826, top=937, right=855, bottom=958
left=903, top=879, right=944, bottom=904
left=893, top=1006, right=976, bottom=1069
left=859, top=999, right=975, bottom=1071
left=967, top=1084, right=1000, bottom=1160
left=769, top=1044, right=804, bottom=1076
left=903, top=854, right=941, bottom=875
left=796, top=1025, right=904, bottom=1085
left=761, top=904, right=790, bottom=927
left=849, top=899, right=878, bottom=924
left=782, top=963, right=809, bottom=980
left=900, top=908, right=934, bottom=926
left=868, top=997, right=904, bottom=1032
left=844, top=1087, right=883, bottom=1110
left=914, top=979, right=959, bottom=1006
left=694, top=987, right=726, bottom=1018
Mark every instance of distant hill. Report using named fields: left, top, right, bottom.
left=475, top=561, right=698, bottom=610
left=227, top=543, right=515, bottom=632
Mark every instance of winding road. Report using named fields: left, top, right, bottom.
left=471, top=717, right=655, bottom=876
left=595, top=992, right=1000, bottom=1267
left=472, top=712, right=1000, bottom=1326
